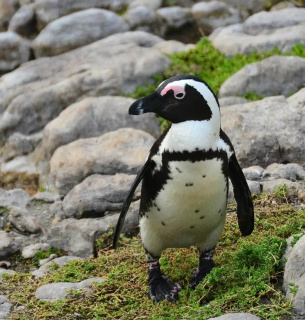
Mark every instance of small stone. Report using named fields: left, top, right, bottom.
left=31, top=192, right=61, bottom=203
left=39, top=254, right=57, bottom=267
left=0, top=268, right=15, bottom=279
left=298, top=189, right=305, bottom=203
left=22, top=243, right=45, bottom=259
left=243, top=166, right=264, bottom=181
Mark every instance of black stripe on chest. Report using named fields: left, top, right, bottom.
left=140, top=149, right=229, bottom=216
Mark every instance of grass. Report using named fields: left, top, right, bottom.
left=1, top=188, right=305, bottom=319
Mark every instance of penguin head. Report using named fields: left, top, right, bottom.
left=129, top=75, right=220, bottom=124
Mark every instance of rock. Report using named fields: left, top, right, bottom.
left=298, top=189, right=305, bottom=203
left=282, top=235, right=294, bottom=267
left=62, top=174, right=139, bottom=218
left=32, top=255, right=83, bottom=278
left=39, top=96, right=160, bottom=160
left=31, top=192, right=61, bottom=203
left=0, top=31, right=169, bottom=138
left=8, top=208, right=42, bottom=235
left=49, top=201, right=64, bottom=219
left=0, top=188, right=30, bottom=208
left=0, top=261, right=11, bottom=268
left=1, top=131, right=42, bottom=161
left=293, top=274, right=305, bottom=317
left=283, top=235, right=305, bottom=299
left=218, top=96, right=248, bottom=108
left=287, top=87, right=305, bottom=109
left=0, top=231, right=19, bottom=258
left=219, top=56, right=305, bottom=97
left=210, top=23, right=305, bottom=57
left=0, top=0, right=19, bottom=31
left=8, top=4, right=36, bottom=37
left=262, top=179, right=304, bottom=197
left=192, top=1, right=241, bottom=35
left=221, top=0, right=277, bottom=14
left=0, top=295, right=12, bottom=319
left=22, top=242, right=51, bottom=259
left=32, top=9, right=129, bottom=58
left=243, top=8, right=305, bottom=35
left=0, top=268, right=14, bottom=279
left=38, top=253, right=57, bottom=266
left=0, top=31, right=31, bottom=73
left=49, top=200, right=139, bottom=257
left=221, top=96, right=305, bottom=167
left=262, top=163, right=305, bottom=181
left=129, top=0, right=162, bottom=10
left=243, top=166, right=264, bottom=181
left=208, top=313, right=260, bottom=320
left=35, top=278, right=104, bottom=300
left=153, top=40, right=195, bottom=54
left=50, top=128, right=154, bottom=197
left=247, top=180, right=261, bottom=195
left=156, top=6, right=193, bottom=36
left=35, top=0, right=133, bottom=30
left=124, top=6, right=156, bottom=31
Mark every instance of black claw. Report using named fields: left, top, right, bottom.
left=149, top=277, right=181, bottom=302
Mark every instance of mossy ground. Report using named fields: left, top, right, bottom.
left=1, top=189, right=305, bottom=320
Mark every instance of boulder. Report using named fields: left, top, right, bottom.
left=35, top=0, right=133, bottom=30
left=32, top=9, right=129, bottom=58
left=210, top=23, right=305, bottom=57
left=0, top=31, right=170, bottom=138
left=192, top=1, right=241, bottom=35
left=208, top=313, right=260, bottom=320
left=129, top=0, right=162, bottom=10
left=35, top=278, right=105, bottom=300
left=0, top=0, right=19, bottom=31
left=153, top=40, right=195, bottom=54
left=62, top=174, right=139, bottom=218
left=0, top=188, right=30, bottom=208
left=124, top=6, right=156, bottom=31
left=0, top=31, right=31, bottom=73
left=270, top=1, right=296, bottom=11
left=0, top=295, right=12, bottom=319
left=262, top=163, right=305, bottom=181
left=0, top=231, right=19, bottom=258
left=50, top=128, right=154, bottom=197
left=242, top=166, right=264, bottom=181
left=8, top=4, right=36, bottom=37
left=48, top=200, right=139, bottom=257
left=39, top=96, right=160, bottom=160
left=218, top=96, right=248, bottom=108
left=1, top=131, right=42, bottom=161
left=221, top=96, right=305, bottom=167
left=156, top=6, right=193, bottom=36
left=262, top=179, right=304, bottom=196
left=219, top=56, right=305, bottom=97
left=283, top=235, right=305, bottom=316
left=243, top=8, right=305, bottom=35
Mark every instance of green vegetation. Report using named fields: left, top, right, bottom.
left=1, top=189, right=305, bottom=319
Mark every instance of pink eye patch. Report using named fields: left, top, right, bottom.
left=161, top=85, right=186, bottom=99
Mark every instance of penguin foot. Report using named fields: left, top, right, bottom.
left=189, top=249, right=215, bottom=290
left=149, top=275, right=181, bottom=302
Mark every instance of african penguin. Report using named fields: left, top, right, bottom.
left=113, top=75, right=254, bottom=302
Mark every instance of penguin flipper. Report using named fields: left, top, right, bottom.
left=228, top=153, right=254, bottom=236
left=112, top=160, right=151, bottom=249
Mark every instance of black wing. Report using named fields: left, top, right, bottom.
left=112, top=159, right=151, bottom=249
left=229, top=153, right=254, bottom=235
left=221, top=130, right=254, bottom=236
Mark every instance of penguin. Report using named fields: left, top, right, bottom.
left=113, top=74, right=254, bottom=302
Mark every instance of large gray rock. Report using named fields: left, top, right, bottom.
left=39, top=96, right=160, bottom=160
left=243, top=8, right=305, bottom=35
left=35, top=0, right=133, bottom=30
left=262, top=179, right=304, bottom=196
left=0, top=231, right=19, bottom=258
left=8, top=4, right=36, bottom=37
left=0, top=295, right=12, bottom=319
left=263, top=163, right=305, bottom=181
left=62, top=174, right=139, bottom=218
left=0, top=31, right=31, bottom=73
left=0, top=268, right=14, bottom=279
left=49, top=200, right=139, bottom=257
left=0, top=0, right=19, bottom=31
left=219, top=56, right=305, bottom=97
left=283, top=235, right=305, bottom=314
left=1, top=131, right=42, bottom=161
left=50, top=128, right=154, bottom=197
left=35, top=278, right=104, bottom=300
left=208, top=313, right=260, bottom=320
left=0, top=188, right=30, bottom=208
left=32, top=9, right=129, bottom=57
left=156, top=6, right=193, bottom=36
left=210, top=23, right=305, bottom=57
left=221, top=95, right=305, bottom=167
left=243, top=166, right=264, bottom=181
left=0, top=31, right=169, bottom=138
left=124, top=6, right=156, bottom=31
left=129, top=0, right=162, bottom=10
left=192, top=1, right=241, bottom=35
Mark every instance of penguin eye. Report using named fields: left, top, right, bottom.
left=174, top=92, right=185, bottom=100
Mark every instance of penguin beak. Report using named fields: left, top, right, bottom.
left=129, top=92, right=162, bottom=115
